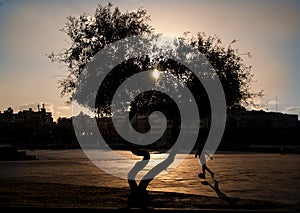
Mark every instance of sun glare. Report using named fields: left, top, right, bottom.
left=152, top=69, right=160, bottom=80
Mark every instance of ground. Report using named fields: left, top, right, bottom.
left=0, top=178, right=299, bottom=212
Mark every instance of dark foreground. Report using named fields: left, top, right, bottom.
left=1, top=178, right=299, bottom=212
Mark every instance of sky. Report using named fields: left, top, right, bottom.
left=0, top=0, right=299, bottom=121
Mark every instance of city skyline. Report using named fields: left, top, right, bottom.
left=0, top=0, right=300, bottom=121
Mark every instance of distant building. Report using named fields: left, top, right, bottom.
left=0, top=104, right=54, bottom=147
left=0, top=104, right=53, bottom=129
left=227, top=108, right=299, bottom=129
left=1, top=104, right=299, bottom=150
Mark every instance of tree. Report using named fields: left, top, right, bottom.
left=186, top=32, right=263, bottom=109
left=48, top=2, right=263, bottom=208
left=48, top=3, right=262, bottom=115
left=48, top=2, right=153, bottom=104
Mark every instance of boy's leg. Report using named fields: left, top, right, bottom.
left=202, top=165, right=206, bottom=178
left=206, top=166, right=214, bottom=178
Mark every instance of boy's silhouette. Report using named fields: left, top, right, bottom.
left=195, top=143, right=214, bottom=179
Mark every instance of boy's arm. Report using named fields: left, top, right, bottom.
left=203, top=150, right=213, bottom=160
left=195, top=150, right=199, bottom=158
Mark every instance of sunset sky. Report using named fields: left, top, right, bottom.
left=0, top=0, right=299, bottom=121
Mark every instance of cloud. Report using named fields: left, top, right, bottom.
left=57, top=106, right=71, bottom=110
left=283, top=107, right=300, bottom=121
left=268, top=100, right=278, bottom=106
left=54, top=105, right=72, bottom=121
left=283, top=107, right=300, bottom=114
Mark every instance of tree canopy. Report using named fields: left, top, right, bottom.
left=48, top=2, right=153, bottom=104
left=48, top=2, right=263, bottom=118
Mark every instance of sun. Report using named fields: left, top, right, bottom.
left=152, top=69, right=160, bottom=80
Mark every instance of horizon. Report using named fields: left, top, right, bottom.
left=1, top=104, right=299, bottom=123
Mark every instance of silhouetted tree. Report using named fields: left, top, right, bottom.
left=48, top=3, right=262, bottom=116
left=186, top=33, right=263, bottom=109
left=48, top=2, right=263, bottom=208
left=48, top=2, right=153, bottom=104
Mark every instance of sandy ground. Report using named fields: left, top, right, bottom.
left=1, top=178, right=299, bottom=212
left=1, top=149, right=300, bottom=212
left=2, top=149, right=300, bottom=204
